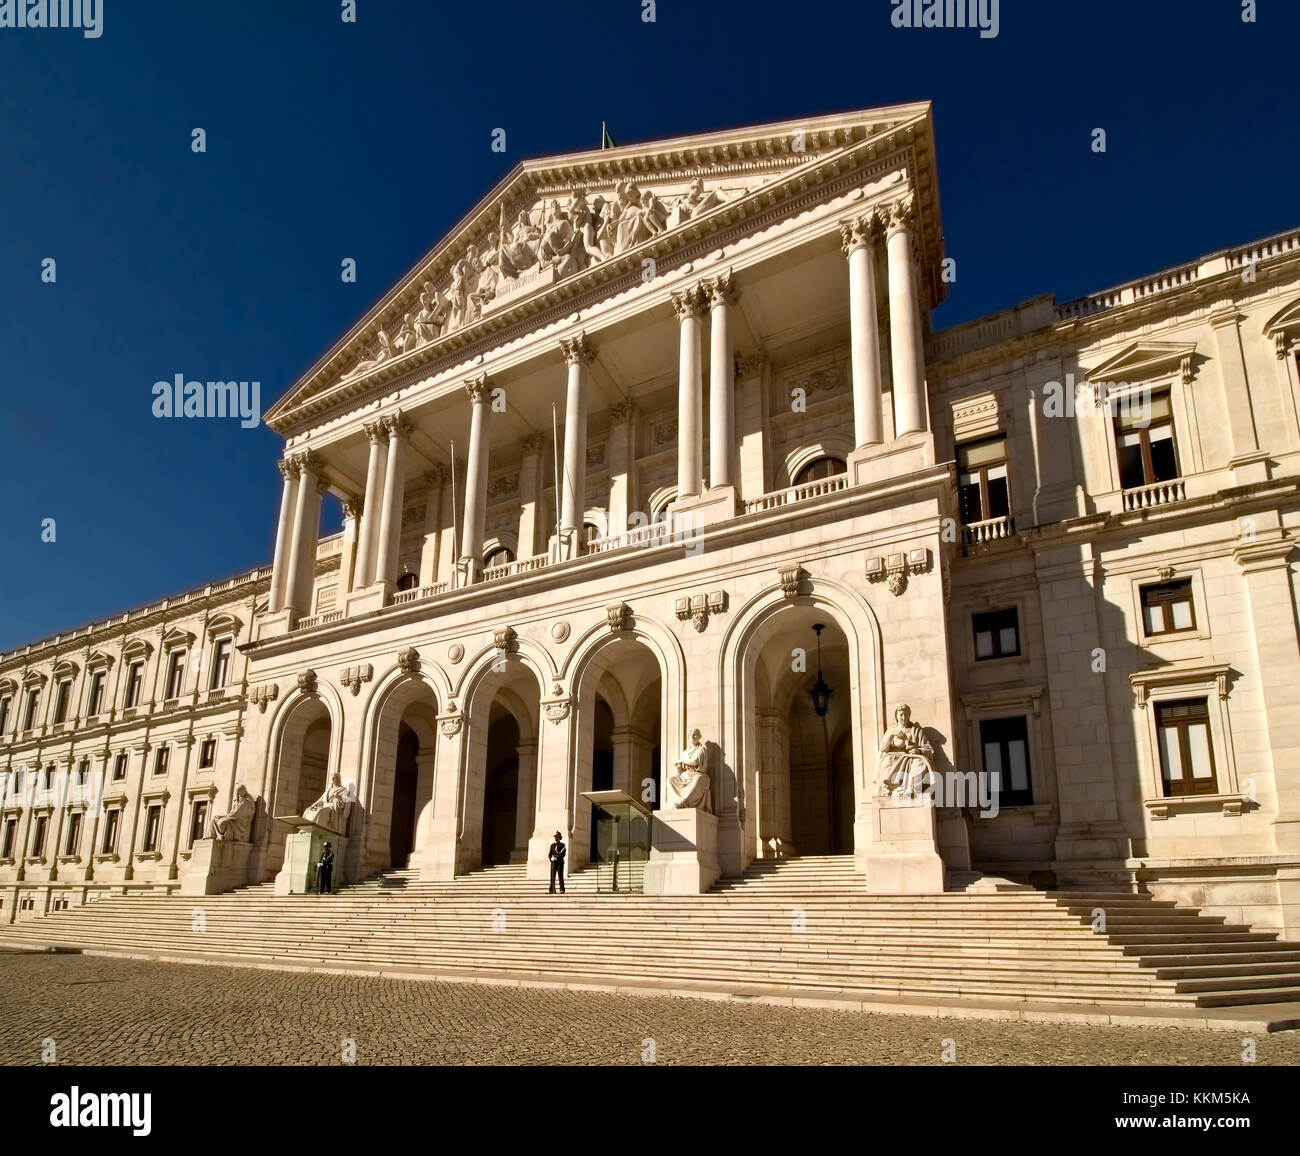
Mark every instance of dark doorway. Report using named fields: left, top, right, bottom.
left=389, top=724, right=419, bottom=868
left=482, top=714, right=520, bottom=866
left=590, top=698, right=615, bottom=859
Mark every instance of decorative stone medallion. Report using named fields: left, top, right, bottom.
left=448, top=643, right=465, bottom=664
left=551, top=621, right=571, bottom=643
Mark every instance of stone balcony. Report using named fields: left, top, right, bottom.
left=1122, top=477, right=1186, bottom=512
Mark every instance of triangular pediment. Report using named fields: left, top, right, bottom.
left=1085, top=341, right=1197, bottom=385
left=266, top=103, right=941, bottom=432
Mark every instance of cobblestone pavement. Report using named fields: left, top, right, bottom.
left=1, top=951, right=1297, bottom=1066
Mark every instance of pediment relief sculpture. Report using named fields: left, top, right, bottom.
left=337, top=179, right=734, bottom=385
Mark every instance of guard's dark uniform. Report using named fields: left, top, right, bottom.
left=548, top=835, right=566, bottom=893
left=317, top=845, right=335, bottom=894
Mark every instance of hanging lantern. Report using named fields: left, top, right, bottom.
left=809, top=623, right=833, bottom=718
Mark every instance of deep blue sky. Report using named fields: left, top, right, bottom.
left=0, top=0, right=1294, bottom=651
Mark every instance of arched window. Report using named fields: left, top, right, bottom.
left=483, top=546, right=515, bottom=570
left=582, top=522, right=602, bottom=547
left=794, top=456, right=847, bottom=485
left=395, top=572, right=418, bottom=592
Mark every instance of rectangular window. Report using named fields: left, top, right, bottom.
left=165, top=650, right=186, bottom=700
left=1156, top=698, right=1218, bottom=797
left=23, top=688, right=41, bottom=730
left=2, top=818, right=16, bottom=859
left=52, top=679, right=71, bottom=724
left=43, top=765, right=54, bottom=790
left=153, top=746, right=170, bottom=777
left=65, top=812, right=83, bottom=856
left=1141, top=579, right=1196, bottom=636
left=0, top=695, right=10, bottom=733
left=979, top=716, right=1033, bottom=807
left=1115, top=390, right=1179, bottom=489
left=86, top=671, right=105, bottom=717
left=973, top=608, right=1020, bottom=660
left=30, top=814, right=48, bottom=857
left=142, top=805, right=162, bottom=853
left=124, top=662, right=144, bottom=709
left=199, top=738, right=217, bottom=769
left=113, top=752, right=128, bottom=781
left=12, top=769, right=23, bottom=795
left=101, top=809, right=120, bottom=854
left=210, top=640, right=232, bottom=690
left=190, top=801, right=209, bottom=848
left=76, top=759, right=90, bottom=786
left=957, top=436, right=1010, bottom=526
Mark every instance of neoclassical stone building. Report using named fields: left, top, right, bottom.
left=3, top=103, right=1299, bottom=936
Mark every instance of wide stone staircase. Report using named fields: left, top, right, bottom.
left=3, top=855, right=1300, bottom=1011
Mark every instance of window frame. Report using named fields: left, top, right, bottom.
left=210, top=637, right=233, bottom=690
left=1140, top=579, right=1197, bottom=637
left=22, top=687, right=41, bottom=730
left=1112, top=387, right=1180, bottom=490
left=163, top=648, right=187, bottom=701
left=153, top=745, right=170, bottom=777
left=52, top=679, right=72, bottom=725
left=956, top=435, right=1011, bottom=526
left=1155, top=697, right=1218, bottom=798
left=141, top=804, right=162, bottom=854
left=85, top=671, right=106, bottom=717
left=977, top=715, right=1035, bottom=809
left=189, top=800, right=209, bottom=848
left=112, top=752, right=129, bottom=781
left=198, top=738, right=217, bottom=770
left=972, top=607, right=1021, bottom=661
left=123, top=661, right=145, bottom=709
left=793, top=456, right=848, bottom=486
left=64, top=810, right=83, bottom=857
left=100, top=808, right=121, bottom=855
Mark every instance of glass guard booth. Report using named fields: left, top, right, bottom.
left=579, top=789, right=651, bottom=893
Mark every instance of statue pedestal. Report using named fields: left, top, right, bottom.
left=645, top=808, right=719, bottom=895
left=865, top=797, right=946, bottom=894
left=274, top=822, right=349, bottom=895
left=179, top=839, right=252, bottom=896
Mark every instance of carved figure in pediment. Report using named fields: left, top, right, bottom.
left=613, top=181, right=653, bottom=254
left=597, top=199, right=621, bottom=258
left=415, top=285, right=446, bottom=344
left=500, top=210, right=540, bottom=276
left=345, top=328, right=394, bottom=379
left=667, top=176, right=726, bottom=229
left=538, top=202, right=576, bottom=271
left=640, top=188, right=669, bottom=235
left=449, top=246, right=482, bottom=329
left=569, top=194, right=605, bottom=270
left=474, top=248, right=503, bottom=308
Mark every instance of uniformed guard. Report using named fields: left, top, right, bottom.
left=548, top=830, right=566, bottom=894
left=317, top=841, right=335, bottom=895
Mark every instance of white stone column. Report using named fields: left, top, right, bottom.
left=840, top=212, right=885, bottom=447
left=672, top=284, right=708, bottom=499
left=886, top=196, right=928, bottom=437
left=707, top=271, right=738, bottom=488
left=341, top=497, right=361, bottom=593
left=267, top=458, right=300, bottom=614
left=607, top=402, right=635, bottom=540
left=373, top=412, right=411, bottom=589
left=284, top=450, right=324, bottom=615
left=460, top=376, right=491, bottom=582
left=559, top=333, right=594, bottom=555
left=354, top=421, right=388, bottom=588
left=517, top=434, right=544, bottom=559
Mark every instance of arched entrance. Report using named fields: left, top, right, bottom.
left=463, top=659, right=542, bottom=872
left=734, top=601, right=864, bottom=863
left=266, top=694, right=335, bottom=875
left=573, top=637, right=664, bottom=870
left=362, top=676, right=440, bottom=878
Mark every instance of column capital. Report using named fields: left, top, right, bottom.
left=671, top=284, right=709, bottom=320
left=736, top=349, right=769, bottom=378
left=559, top=331, right=595, bottom=366
left=520, top=432, right=545, bottom=455
left=384, top=410, right=413, bottom=439
left=342, top=496, right=363, bottom=519
left=885, top=194, right=917, bottom=238
left=705, top=269, right=739, bottom=308
left=839, top=210, right=886, bottom=255
left=609, top=400, right=635, bottom=423
left=363, top=419, right=390, bottom=445
left=277, top=457, right=300, bottom=481
left=293, top=449, right=323, bottom=477
left=464, top=374, right=490, bottom=405
left=425, top=464, right=452, bottom=486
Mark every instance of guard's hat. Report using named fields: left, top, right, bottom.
left=554, top=831, right=563, bottom=839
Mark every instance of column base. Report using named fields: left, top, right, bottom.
left=255, top=609, right=296, bottom=640
left=847, top=430, right=934, bottom=488
left=865, top=798, right=945, bottom=894
left=345, top=584, right=389, bottom=617
left=645, top=808, right=720, bottom=894
left=1229, top=450, right=1271, bottom=485
left=670, top=486, right=736, bottom=535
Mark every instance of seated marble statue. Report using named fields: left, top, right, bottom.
left=303, top=771, right=352, bottom=834
left=667, top=728, right=712, bottom=812
left=209, top=784, right=255, bottom=842
left=876, top=704, right=935, bottom=799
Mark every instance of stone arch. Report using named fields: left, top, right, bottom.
left=259, top=682, right=345, bottom=877
left=784, top=438, right=853, bottom=487
left=353, top=668, right=442, bottom=879
left=718, top=578, right=884, bottom=873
